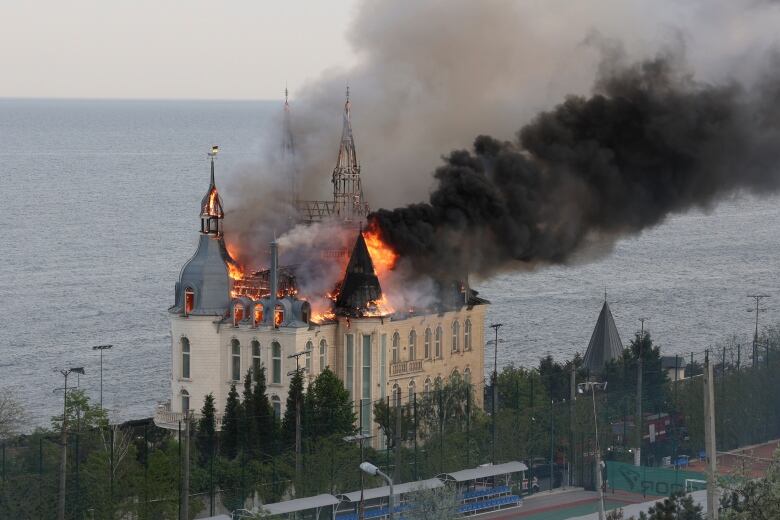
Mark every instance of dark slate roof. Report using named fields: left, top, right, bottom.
left=171, top=234, right=230, bottom=316
left=583, top=301, right=624, bottom=374
left=335, top=233, right=382, bottom=313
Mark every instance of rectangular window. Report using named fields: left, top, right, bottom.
left=346, top=334, right=354, bottom=400
left=380, top=334, right=387, bottom=399
left=362, top=335, right=372, bottom=435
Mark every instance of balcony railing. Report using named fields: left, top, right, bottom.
left=154, top=402, right=224, bottom=430
left=389, top=359, right=423, bottom=376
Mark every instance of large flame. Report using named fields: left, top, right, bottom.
left=363, top=226, right=398, bottom=276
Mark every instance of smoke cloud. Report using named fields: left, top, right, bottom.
left=371, top=51, right=780, bottom=279
left=222, top=0, right=780, bottom=283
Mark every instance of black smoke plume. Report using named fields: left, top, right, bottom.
left=370, top=53, right=780, bottom=280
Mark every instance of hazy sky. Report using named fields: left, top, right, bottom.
left=0, top=0, right=360, bottom=100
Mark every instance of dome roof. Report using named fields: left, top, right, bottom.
left=175, top=234, right=230, bottom=316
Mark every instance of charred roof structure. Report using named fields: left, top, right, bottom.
left=335, top=232, right=383, bottom=316
left=583, top=298, right=624, bottom=375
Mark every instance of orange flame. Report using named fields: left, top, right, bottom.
left=363, top=227, right=398, bottom=275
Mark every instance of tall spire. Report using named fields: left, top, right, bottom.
left=583, top=299, right=624, bottom=375
left=200, top=146, right=224, bottom=237
left=282, top=86, right=297, bottom=204
left=332, top=86, right=368, bottom=221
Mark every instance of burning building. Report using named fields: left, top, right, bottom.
left=155, top=94, right=488, bottom=446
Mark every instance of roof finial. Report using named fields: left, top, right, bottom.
left=284, top=82, right=289, bottom=107
left=346, top=84, right=350, bottom=102
left=604, top=285, right=607, bottom=303
left=208, top=145, right=219, bottom=186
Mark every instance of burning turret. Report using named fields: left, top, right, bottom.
left=170, top=146, right=232, bottom=316
left=334, top=231, right=393, bottom=317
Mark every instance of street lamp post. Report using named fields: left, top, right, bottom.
left=288, top=345, right=312, bottom=482
left=57, top=367, right=85, bottom=520
left=488, top=323, right=504, bottom=465
left=92, top=345, right=113, bottom=409
left=345, top=433, right=374, bottom=520
left=360, top=462, right=394, bottom=520
left=578, top=381, right=607, bottom=520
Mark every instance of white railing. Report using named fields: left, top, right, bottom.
left=154, top=402, right=224, bottom=430
left=390, top=359, right=424, bottom=376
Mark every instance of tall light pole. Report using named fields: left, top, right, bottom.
left=92, top=345, right=113, bottom=409
left=345, top=433, right=373, bottom=520
left=488, top=323, right=504, bottom=465
left=635, top=318, right=648, bottom=467
left=579, top=381, right=607, bottom=520
left=747, top=295, right=769, bottom=365
left=57, top=367, right=85, bottom=520
left=360, top=462, right=394, bottom=520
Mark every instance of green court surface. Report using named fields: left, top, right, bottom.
left=518, top=500, right=627, bottom=520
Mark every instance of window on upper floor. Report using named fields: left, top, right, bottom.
left=435, top=326, right=442, bottom=359
left=319, top=339, right=327, bottom=371
left=305, top=340, right=313, bottom=373
left=424, top=328, right=432, bottom=359
left=451, top=320, right=460, bottom=353
left=231, top=339, right=241, bottom=381
left=392, top=332, right=400, bottom=363
left=464, top=319, right=472, bottom=351
left=409, top=330, right=417, bottom=361
left=233, top=304, right=244, bottom=326
left=251, top=340, right=261, bottom=375
left=254, top=306, right=263, bottom=327
left=272, top=342, right=282, bottom=384
left=181, top=338, right=191, bottom=379
left=184, top=288, right=194, bottom=315
left=274, top=305, right=284, bottom=328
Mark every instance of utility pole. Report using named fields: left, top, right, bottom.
left=579, top=381, right=607, bottom=520
left=344, top=432, right=373, bottom=520
left=394, top=390, right=402, bottom=484
left=181, top=411, right=191, bottom=520
left=635, top=318, right=647, bottom=467
left=747, top=295, right=769, bottom=366
left=288, top=345, right=311, bottom=482
left=488, top=323, right=503, bottom=465
left=703, top=352, right=719, bottom=520
left=57, top=367, right=85, bottom=520
left=569, top=364, right=576, bottom=487
left=92, top=345, right=113, bottom=410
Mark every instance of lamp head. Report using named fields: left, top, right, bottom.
left=360, top=462, right=379, bottom=476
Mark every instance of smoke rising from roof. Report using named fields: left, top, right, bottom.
left=371, top=51, right=780, bottom=279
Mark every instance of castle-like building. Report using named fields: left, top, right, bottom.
left=154, top=92, right=487, bottom=445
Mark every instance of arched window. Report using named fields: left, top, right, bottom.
left=408, top=379, right=416, bottom=400
left=464, top=367, right=472, bottom=384
left=464, top=319, right=472, bottom=351
left=233, top=303, right=244, bottom=326
left=254, top=306, right=263, bottom=327
left=408, top=330, right=417, bottom=361
left=272, top=342, right=282, bottom=384
left=319, top=339, right=327, bottom=370
left=451, top=369, right=460, bottom=381
left=181, top=390, right=190, bottom=414
left=184, top=288, right=194, bottom=315
left=435, top=326, right=442, bottom=359
left=231, top=339, right=241, bottom=381
left=434, top=376, right=443, bottom=390
left=424, top=328, right=432, bottom=359
left=424, top=377, right=431, bottom=398
left=272, top=395, right=281, bottom=419
left=305, top=340, right=313, bottom=373
left=392, top=383, right=401, bottom=408
left=451, top=320, right=460, bottom=353
left=251, top=340, right=261, bottom=375
left=392, top=332, right=400, bottom=363
left=181, top=337, right=191, bottom=379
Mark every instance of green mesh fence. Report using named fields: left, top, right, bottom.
left=606, top=461, right=706, bottom=496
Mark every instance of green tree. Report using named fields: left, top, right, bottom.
left=222, top=384, right=241, bottom=459
left=197, top=393, right=216, bottom=465
left=282, top=370, right=305, bottom=448
left=404, top=484, right=459, bottom=520
left=720, top=449, right=780, bottom=519
left=50, top=388, right=108, bottom=433
left=251, top=365, right=275, bottom=455
left=631, top=491, right=703, bottom=519
left=241, top=369, right=256, bottom=456
left=306, top=367, right=355, bottom=439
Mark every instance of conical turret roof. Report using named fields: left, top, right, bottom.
left=335, top=232, right=382, bottom=312
left=583, top=300, right=624, bottom=374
